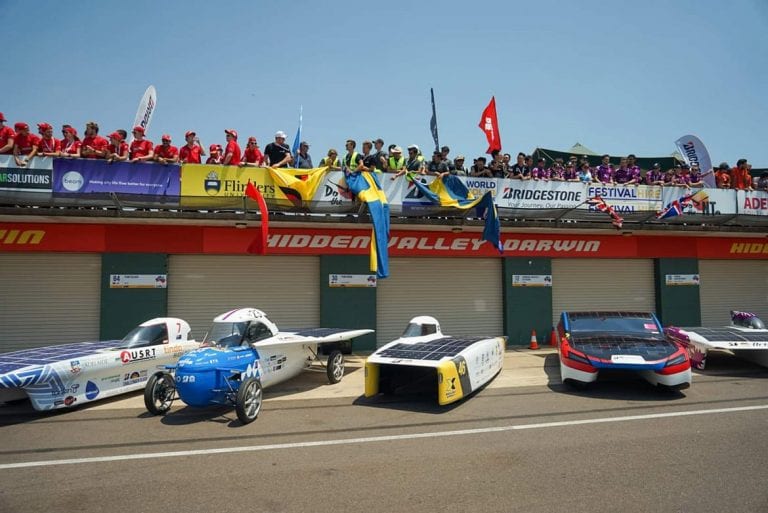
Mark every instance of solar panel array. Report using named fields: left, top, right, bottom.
left=572, top=335, right=675, bottom=361
left=376, top=337, right=485, bottom=360
left=0, top=341, right=119, bottom=375
left=687, top=328, right=768, bottom=343
left=567, top=311, right=653, bottom=320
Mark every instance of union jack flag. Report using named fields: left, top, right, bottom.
left=587, top=196, right=624, bottom=230
left=656, top=191, right=709, bottom=219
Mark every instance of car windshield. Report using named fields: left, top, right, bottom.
left=203, top=321, right=248, bottom=348
left=401, top=322, right=437, bottom=338
left=119, top=324, right=168, bottom=349
left=569, top=315, right=659, bottom=335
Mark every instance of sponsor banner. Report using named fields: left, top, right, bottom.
left=328, top=274, right=377, bottom=287
left=0, top=155, right=53, bottom=192
left=52, top=159, right=180, bottom=196
left=665, top=274, right=700, bottom=286
left=675, top=135, right=714, bottom=188
left=660, top=187, right=737, bottom=216
left=131, top=85, right=157, bottom=142
left=109, top=274, right=167, bottom=288
left=180, top=164, right=276, bottom=206
left=512, top=274, right=552, bottom=287
left=584, top=184, right=661, bottom=213
left=2, top=222, right=768, bottom=259
left=737, top=190, right=768, bottom=216
left=496, top=180, right=584, bottom=209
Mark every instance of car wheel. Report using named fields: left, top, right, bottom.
left=326, top=350, right=344, bottom=384
left=144, top=372, right=176, bottom=415
left=235, top=378, right=262, bottom=425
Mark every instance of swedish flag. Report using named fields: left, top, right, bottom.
left=345, top=172, right=390, bottom=278
left=410, top=174, right=502, bottom=253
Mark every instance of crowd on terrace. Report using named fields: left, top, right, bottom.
left=0, top=112, right=761, bottom=191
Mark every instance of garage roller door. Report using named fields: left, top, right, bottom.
left=699, top=260, right=768, bottom=327
left=168, top=255, right=319, bottom=340
left=376, top=258, right=503, bottom=347
left=551, top=259, right=655, bottom=326
left=0, top=253, right=101, bottom=352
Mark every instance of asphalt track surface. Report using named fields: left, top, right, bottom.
left=1, top=350, right=767, bottom=513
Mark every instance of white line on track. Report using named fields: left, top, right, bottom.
left=2, top=404, right=766, bottom=470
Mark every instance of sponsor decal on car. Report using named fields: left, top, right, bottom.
left=70, top=360, right=81, bottom=374
left=100, top=374, right=121, bottom=384
left=64, top=395, right=77, bottom=406
left=123, top=370, right=148, bottom=386
left=85, top=381, right=99, bottom=400
left=120, top=348, right=157, bottom=364
left=51, top=383, right=80, bottom=397
left=163, top=345, right=185, bottom=356
left=176, top=375, right=195, bottom=383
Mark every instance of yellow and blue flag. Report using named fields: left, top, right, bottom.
left=409, top=174, right=502, bottom=253
left=345, top=172, right=390, bottom=278
left=267, top=167, right=329, bottom=208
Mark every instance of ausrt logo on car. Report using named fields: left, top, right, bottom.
left=120, top=348, right=157, bottom=364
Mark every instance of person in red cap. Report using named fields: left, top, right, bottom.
left=0, top=113, right=15, bottom=155
left=37, top=123, right=61, bottom=157
left=13, top=122, right=40, bottom=167
left=81, top=121, right=108, bottom=159
left=179, top=131, right=205, bottom=164
left=222, top=129, right=241, bottom=166
left=206, top=144, right=223, bottom=164
left=60, top=127, right=81, bottom=158
left=153, top=134, right=179, bottom=164
left=106, top=132, right=129, bottom=162
left=240, top=136, right=264, bottom=167
left=129, top=126, right=154, bottom=162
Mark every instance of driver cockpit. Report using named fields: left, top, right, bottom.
left=401, top=316, right=442, bottom=338
left=731, top=311, right=766, bottom=329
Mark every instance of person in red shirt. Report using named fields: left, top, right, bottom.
left=730, top=158, right=753, bottom=191
left=179, top=131, right=205, bottom=164
left=206, top=144, right=223, bottom=164
left=0, top=112, right=15, bottom=155
left=129, top=126, right=154, bottom=162
left=59, top=127, right=81, bottom=158
left=153, top=134, right=179, bottom=164
left=80, top=121, right=108, bottom=159
left=106, top=132, right=129, bottom=162
left=241, top=136, right=264, bottom=166
left=36, top=123, right=61, bottom=157
left=13, top=122, right=40, bottom=167
left=222, top=129, right=241, bottom=166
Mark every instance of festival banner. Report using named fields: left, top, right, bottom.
left=584, top=184, right=662, bottom=213
left=52, top=159, right=180, bottom=196
left=675, top=135, right=714, bottom=188
left=0, top=155, right=53, bottom=192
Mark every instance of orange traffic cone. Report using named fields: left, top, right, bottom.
left=549, top=327, right=557, bottom=347
left=529, top=329, right=539, bottom=350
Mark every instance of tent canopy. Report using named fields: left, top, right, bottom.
left=533, top=146, right=682, bottom=171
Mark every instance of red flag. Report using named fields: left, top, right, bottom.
left=478, top=96, right=502, bottom=154
left=245, top=180, right=269, bottom=254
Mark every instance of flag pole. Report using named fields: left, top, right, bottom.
left=430, top=88, right=440, bottom=153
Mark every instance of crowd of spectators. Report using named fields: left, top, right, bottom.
left=0, top=112, right=761, bottom=191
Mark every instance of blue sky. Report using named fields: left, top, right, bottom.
left=3, top=0, right=767, bottom=166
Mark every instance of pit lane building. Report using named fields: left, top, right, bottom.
left=1, top=156, right=766, bottom=353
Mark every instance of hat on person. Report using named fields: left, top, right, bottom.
left=652, top=162, right=660, bottom=168
left=63, top=126, right=77, bottom=136
left=37, top=122, right=53, bottom=133
left=224, top=129, right=238, bottom=139
left=108, top=131, right=123, bottom=141
left=718, top=162, right=729, bottom=170
left=455, top=155, right=465, bottom=160
left=407, top=144, right=419, bottom=151
left=161, top=134, right=172, bottom=142
left=274, top=130, right=287, bottom=139
left=300, top=141, right=309, bottom=147
left=674, top=163, right=682, bottom=168
left=374, top=138, right=384, bottom=144
left=132, top=126, right=145, bottom=134
left=362, top=140, right=373, bottom=146
left=14, top=122, right=29, bottom=131
left=209, top=144, right=220, bottom=153
left=477, top=156, right=487, bottom=162
left=185, top=130, right=196, bottom=138
left=0, top=112, right=6, bottom=122
left=248, top=136, right=258, bottom=143
left=328, top=148, right=338, bottom=155
left=392, top=146, right=402, bottom=153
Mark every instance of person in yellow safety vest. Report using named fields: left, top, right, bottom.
left=343, top=139, right=363, bottom=175
left=387, top=146, right=406, bottom=174
left=319, top=148, right=341, bottom=170
left=392, top=144, right=425, bottom=179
